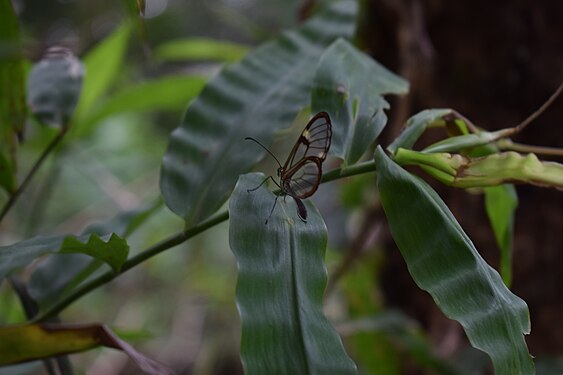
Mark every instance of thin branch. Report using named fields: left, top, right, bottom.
left=497, top=139, right=563, bottom=157
left=33, top=159, right=379, bottom=322
left=472, top=81, right=563, bottom=142
left=513, top=81, right=563, bottom=134
left=0, top=128, right=68, bottom=223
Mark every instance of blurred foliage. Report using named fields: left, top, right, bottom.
left=0, top=1, right=559, bottom=374
left=2, top=1, right=296, bottom=373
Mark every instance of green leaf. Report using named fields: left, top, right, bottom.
left=312, top=38, right=408, bottom=164
left=374, top=146, right=533, bottom=375
left=387, top=109, right=452, bottom=155
left=27, top=47, right=84, bottom=127
left=59, top=234, right=128, bottom=273
left=485, top=185, right=518, bottom=287
left=387, top=108, right=506, bottom=156
left=229, top=173, right=357, bottom=375
left=155, top=37, right=250, bottom=63
left=72, top=21, right=132, bottom=133
left=0, top=233, right=129, bottom=281
left=160, top=0, right=358, bottom=225
left=79, top=75, right=207, bottom=130
left=28, top=201, right=161, bottom=310
left=0, top=0, right=26, bottom=192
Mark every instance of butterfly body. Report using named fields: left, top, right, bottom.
left=246, top=112, right=332, bottom=223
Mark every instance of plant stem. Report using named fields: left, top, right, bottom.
left=34, top=210, right=229, bottom=322
left=512, top=81, right=563, bottom=134
left=497, top=139, right=563, bottom=157
left=33, top=160, right=378, bottom=322
left=322, top=159, right=377, bottom=182
left=0, top=128, right=67, bottom=223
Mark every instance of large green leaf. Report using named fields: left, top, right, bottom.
left=0, top=233, right=129, bottom=282
left=311, top=38, right=408, bottom=164
left=0, top=0, right=26, bottom=193
left=374, top=146, right=533, bottom=375
left=160, top=0, right=358, bottom=225
left=229, top=173, right=356, bottom=375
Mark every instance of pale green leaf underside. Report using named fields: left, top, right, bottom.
left=374, top=146, right=533, bottom=375
left=160, top=0, right=358, bottom=224
left=229, top=173, right=356, bottom=375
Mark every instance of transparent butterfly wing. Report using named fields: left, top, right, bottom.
left=282, top=158, right=322, bottom=199
left=285, top=112, right=332, bottom=168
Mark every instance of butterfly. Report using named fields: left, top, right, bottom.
left=245, top=111, right=332, bottom=224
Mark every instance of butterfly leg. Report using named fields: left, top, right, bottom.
left=265, top=193, right=281, bottom=225
left=247, top=175, right=277, bottom=193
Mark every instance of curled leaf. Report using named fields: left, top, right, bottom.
left=374, top=146, right=533, bottom=375
left=27, top=47, right=84, bottom=127
left=0, top=323, right=173, bottom=375
left=394, top=148, right=563, bottom=189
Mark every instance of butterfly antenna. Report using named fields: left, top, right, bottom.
left=245, top=137, right=283, bottom=168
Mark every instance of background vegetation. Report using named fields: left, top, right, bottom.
left=0, top=0, right=562, bottom=374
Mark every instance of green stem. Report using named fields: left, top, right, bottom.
left=0, top=128, right=67, bottom=223
left=34, top=210, right=229, bottom=322
left=33, top=160, right=378, bottom=322
left=322, top=159, right=377, bottom=182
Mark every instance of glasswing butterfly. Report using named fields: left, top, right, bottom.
left=245, top=111, right=332, bottom=224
